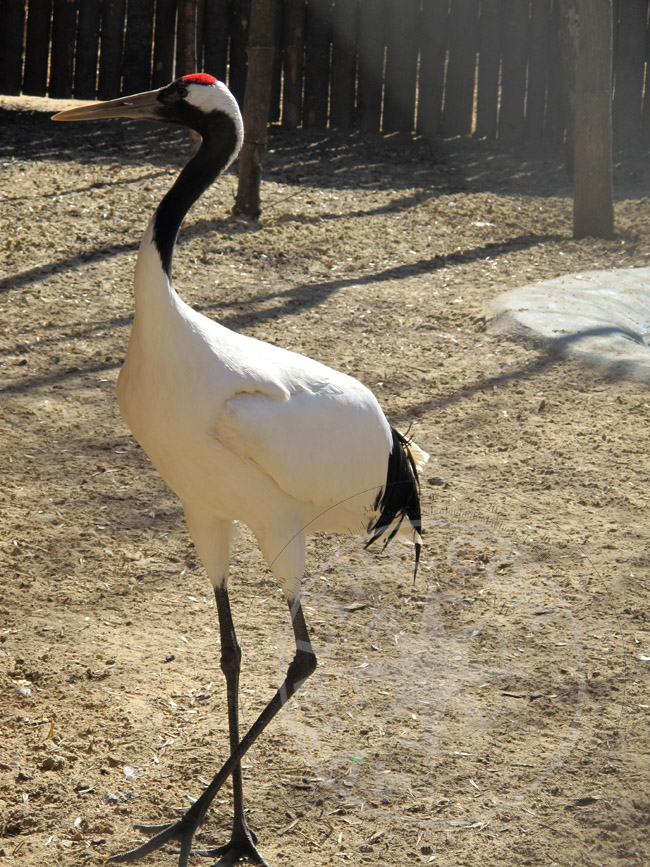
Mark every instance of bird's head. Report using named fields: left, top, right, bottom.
left=52, top=74, right=243, bottom=163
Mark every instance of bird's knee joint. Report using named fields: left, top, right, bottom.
left=290, top=648, right=316, bottom=682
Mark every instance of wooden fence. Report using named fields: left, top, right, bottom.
left=1, top=0, right=649, bottom=146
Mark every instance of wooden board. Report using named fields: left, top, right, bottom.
left=98, top=0, right=126, bottom=99
left=282, top=0, right=307, bottom=128
left=357, top=0, right=386, bottom=131
left=201, top=0, right=229, bottom=81
left=123, top=0, right=155, bottom=94
left=49, top=0, right=78, bottom=99
left=229, top=0, right=252, bottom=107
left=526, top=0, right=553, bottom=143
left=545, top=0, right=567, bottom=144
left=383, top=0, right=419, bottom=132
left=613, top=0, right=647, bottom=146
left=23, top=0, right=53, bottom=96
left=153, top=0, right=178, bottom=87
left=0, top=0, right=26, bottom=95
left=74, top=0, right=102, bottom=99
left=303, top=0, right=332, bottom=127
left=417, top=0, right=449, bottom=139
left=498, top=0, right=529, bottom=140
left=442, top=0, right=479, bottom=136
left=475, top=0, right=501, bottom=140
left=330, top=0, right=358, bottom=128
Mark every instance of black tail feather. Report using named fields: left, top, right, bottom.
left=365, top=427, right=423, bottom=578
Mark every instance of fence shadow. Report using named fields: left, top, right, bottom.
left=4, top=103, right=649, bottom=203
left=1, top=104, right=567, bottom=199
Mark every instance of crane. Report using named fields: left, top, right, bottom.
left=53, top=74, right=428, bottom=866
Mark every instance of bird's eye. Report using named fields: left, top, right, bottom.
left=178, top=86, right=189, bottom=99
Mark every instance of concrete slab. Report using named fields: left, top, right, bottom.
left=487, top=266, right=650, bottom=382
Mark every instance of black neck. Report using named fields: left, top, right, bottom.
left=153, top=113, right=238, bottom=278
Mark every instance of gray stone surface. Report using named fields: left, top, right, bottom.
left=487, top=267, right=650, bottom=381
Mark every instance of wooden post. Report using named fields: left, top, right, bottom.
left=234, top=0, right=277, bottom=219
left=572, top=0, right=614, bottom=239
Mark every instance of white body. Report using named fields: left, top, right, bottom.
left=117, top=222, right=401, bottom=600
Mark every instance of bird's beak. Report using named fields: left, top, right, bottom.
left=52, top=88, right=163, bottom=122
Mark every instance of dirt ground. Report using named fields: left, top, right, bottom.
left=1, top=95, right=648, bottom=867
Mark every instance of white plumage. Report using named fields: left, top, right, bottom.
left=53, top=74, right=427, bottom=867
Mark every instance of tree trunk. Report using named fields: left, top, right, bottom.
left=233, top=0, right=277, bottom=219
left=572, top=0, right=614, bottom=239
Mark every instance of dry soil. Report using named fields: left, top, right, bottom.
left=1, top=97, right=649, bottom=867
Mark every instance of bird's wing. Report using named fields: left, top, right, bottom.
left=213, top=369, right=391, bottom=514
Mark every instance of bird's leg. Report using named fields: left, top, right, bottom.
left=107, top=597, right=316, bottom=866
left=191, top=585, right=267, bottom=864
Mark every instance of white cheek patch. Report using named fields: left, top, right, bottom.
left=186, top=81, right=244, bottom=155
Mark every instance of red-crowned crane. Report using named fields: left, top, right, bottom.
left=53, top=74, right=428, bottom=866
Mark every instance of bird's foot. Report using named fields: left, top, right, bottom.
left=106, top=815, right=199, bottom=865
left=194, top=841, right=270, bottom=866
left=194, top=825, right=270, bottom=866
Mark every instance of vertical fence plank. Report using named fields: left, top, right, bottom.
left=98, top=0, right=126, bottom=98
left=525, top=0, right=552, bottom=142
left=499, top=0, right=529, bottom=140
left=330, top=0, right=358, bottom=127
left=50, top=0, right=78, bottom=98
left=475, top=0, right=501, bottom=139
left=229, top=0, right=252, bottom=106
left=544, top=0, right=566, bottom=144
left=613, top=0, right=647, bottom=146
left=303, top=0, right=332, bottom=127
left=357, top=0, right=385, bottom=131
left=442, top=0, right=479, bottom=136
left=269, top=0, right=284, bottom=122
left=282, top=0, right=307, bottom=127
left=123, top=0, right=155, bottom=93
left=176, top=0, right=198, bottom=77
left=153, top=0, right=178, bottom=86
left=0, top=0, right=25, bottom=95
left=24, top=0, right=53, bottom=96
left=74, top=0, right=102, bottom=98
left=417, top=0, right=449, bottom=139
left=0, top=0, right=26, bottom=94
left=383, top=0, right=420, bottom=132
left=14, top=0, right=648, bottom=153
left=201, top=0, right=228, bottom=79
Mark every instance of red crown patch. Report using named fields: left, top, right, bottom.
left=182, top=73, right=217, bottom=86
